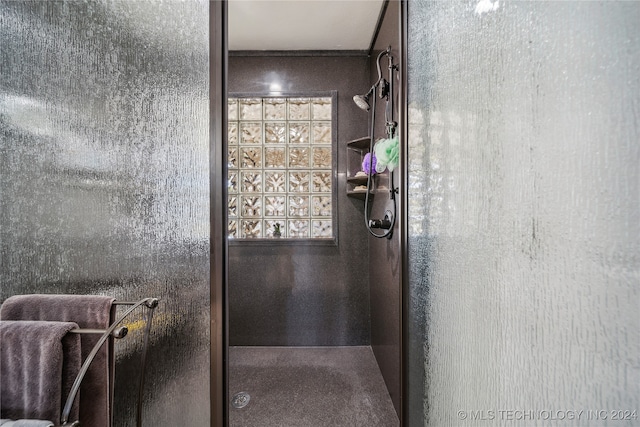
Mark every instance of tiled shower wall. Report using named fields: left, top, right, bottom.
left=406, top=1, right=640, bottom=425
left=0, top=2, right=210, bottom=425
left=228, top=55, right=371, bottom=345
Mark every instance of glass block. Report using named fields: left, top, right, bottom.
left=312, top=220, right=332, bottom=238
left=228, top=147, right=238, bottom=169
left=240, top=122, right=262, bottom=144
left=312, top=147, right=331, bottom=168
left=239, top=98, right=262, bottom=120
left=265, top=147, right=286, bottom=168
left=228, top=195, right=237, bottom=217
left=264, top=196, right=286, bottom=217
left=288, top=147, right=309, bottom=168
left=312, top=195, right=332, bottom=217
left=312, top=171, right=332, bottom=192
left=288, top=98, right=310, bottom=120
left=228, top=122, right=238, bottom=145
left=312, top=122, right=331, bottom=144
left=241, top=147, right=262, bottom=168
left=240, top=220, right=261, bottom=238
left=228, top=99, right=238, bottom=121
left=288, top=195, right=309, bottom=217
left=265, top=122, right=286, bottom=144
left=228, top=220, right=238, bottom=239
left=289, top=122, right=310, bottom=144
left=228, top=171, right=238, bottom=193
left=265, top=220, right=286, bottom=238
left=311, top=97, right=332, bottom=120
left=289, top=171, right=310, bottom=193
left=288, top=219, right=309, bottom=238
left=264, top=98, right=286, bottom=120
left=240, top=171, right=262, bottom=193
left=241, top=195, right=262, bottom=217
left=264, top=171, right=286, bottom=193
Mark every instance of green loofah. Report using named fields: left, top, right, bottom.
left=373, top=136, right=399, bottom=173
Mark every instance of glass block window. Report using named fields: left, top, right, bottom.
left=228, top=96, right=334, bottom=239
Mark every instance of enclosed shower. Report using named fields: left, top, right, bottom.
left=3, top=0, right=638, bottom=426
left=225, top=1, right=402, bottom=425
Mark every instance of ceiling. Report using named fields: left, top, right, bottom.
left=228, top=0, right=386, bottom=51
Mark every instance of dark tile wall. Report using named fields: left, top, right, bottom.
left=368, top=0, right=402, bottom=416
left=228, top=55, right=372, bottom=346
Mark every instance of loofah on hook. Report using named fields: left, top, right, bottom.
left=373, top=136, right=399, bottom=173
left=362, top=152, right=377, bottom=175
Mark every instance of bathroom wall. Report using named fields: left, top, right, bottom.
left=406, top=1, right=640, bottom=426
left=368, top=0, right=402, bottom=416
left=0, top=2, right=210, bottom=425
left=228, top=54, right=372, bottom=345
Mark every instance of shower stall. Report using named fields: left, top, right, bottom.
left=2, top=0, right=639, bottom=426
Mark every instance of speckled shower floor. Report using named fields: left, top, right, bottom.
left=228, top=346, right=399, bottom=427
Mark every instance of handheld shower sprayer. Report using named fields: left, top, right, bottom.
left=352, top=46, right=399, bottom=239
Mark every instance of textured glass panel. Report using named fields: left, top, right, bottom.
left=228, top=220, right=238, bottom=238
left=264, top=147, right=286, bottom=168
left=241, top=147, right=262, bottom=168
left=228, top=195, right=238, bottom=217
left=288, top=98, right=310, bottom=120
left=240, top=171, right=262, bottom=193
left=228, top=122, right=238, bottom=145
left=228, top=95, right=334, bottom=240
left=406, top=1, right=640, bottom=425
left=311, top=97, right=331, bottom=120
left=228, top=171, right=238, bottom=193
left=288, top=196, right=309, bottom=217
left=288, top=147, right=309, bottom=168
left=228, top=147, right=238, bottom=169
left=264, top=220, right=285, bottom=238
left=313, top=122, right=331, bottom=144
left=312, top=195, right=331, bottom=217
left=264, top=98, right=286, bottom=120
left=265, top=122, right=286, bottom=144
left=288, top=171, right=310, bottom=193
left=312, top=147, right=331, bottom=168
left=312, top=171, right=332, bottom=192
left=289, top=122, right=310, bottom=144
left=228, top=99, right=238, bottom=121
left=241, top=195, right=262, bottom=217
left=240, top=122, right=262, bottom=144
left=0, top=1, right=210, bottom=425
left=288, top=219, right=309, bottom=238
left=264, top=171, right=286, bottom=193
left=264, top=196, right=286, bottom=217
left=240, top=220, right=261, bottom=238
left=239, top=98, right=261, bottom=120
left=311, top=220, right=332, bottom=238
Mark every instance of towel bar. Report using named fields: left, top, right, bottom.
left=60, top=297, right=158, bottom=427
left=68, top=326, right=128, bottom=339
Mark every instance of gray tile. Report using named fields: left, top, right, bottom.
left=229, top=346, right=399, bottom=427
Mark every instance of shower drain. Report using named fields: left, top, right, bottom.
left=231, top=391, right=251, bottom=409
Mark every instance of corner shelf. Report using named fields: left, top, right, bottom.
left=347, top=136, right=371, bottom=150
left=346, top=136, right=374, bottom=199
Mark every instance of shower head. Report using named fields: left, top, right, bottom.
left=353, top=85, right=376, bottom=111
left=353, top=93, right=371, bottom=111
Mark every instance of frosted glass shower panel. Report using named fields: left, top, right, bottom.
left=228, top=96, right=335, bottom=239
left=406, top=1, right=640, bottom=426
left=0, top=1, right=210, bottom=426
